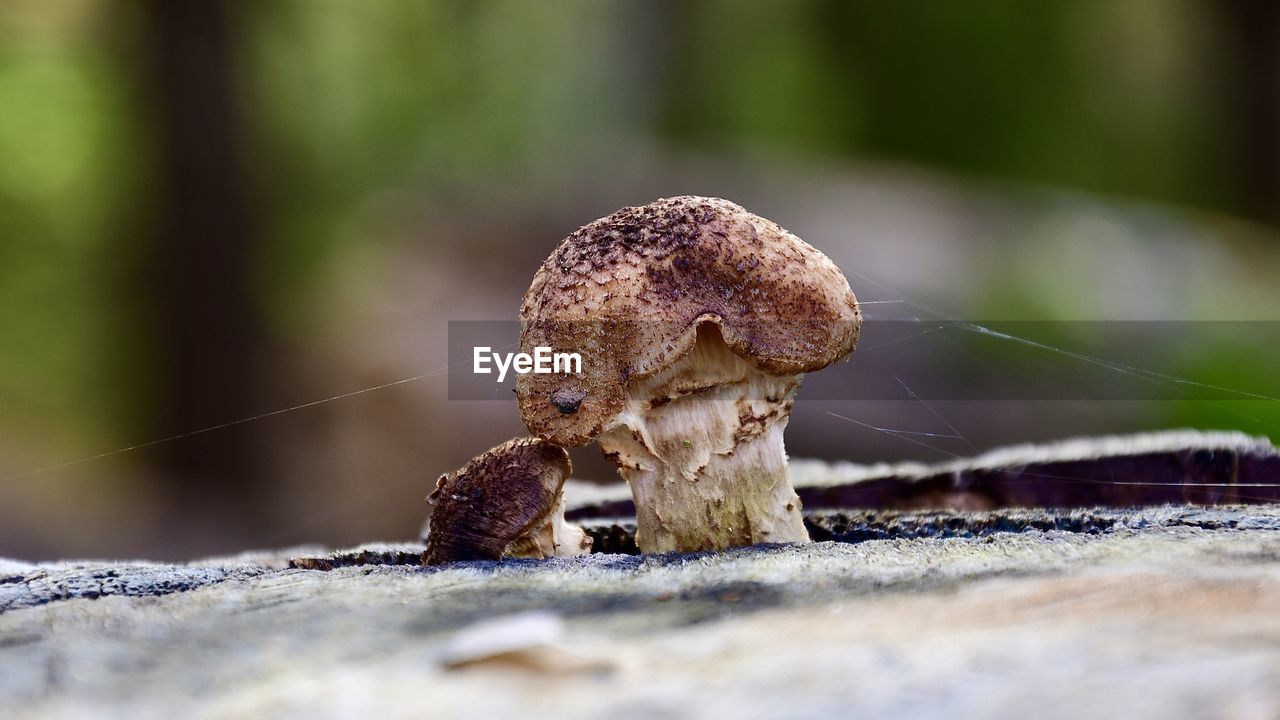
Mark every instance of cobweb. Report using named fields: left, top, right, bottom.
left=813, top=267, right=1278, bottom=464
left=3, top=265, right=1278, bottom=533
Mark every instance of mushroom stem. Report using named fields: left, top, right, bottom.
left=596, top=325, right=810, bottom=552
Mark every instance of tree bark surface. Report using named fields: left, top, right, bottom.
left=5, top=431, right=1280, bottom=719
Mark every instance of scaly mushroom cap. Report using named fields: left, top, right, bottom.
left=422, top=437, right=572, bottom=564
left=518, top=196, right=860, bottom=446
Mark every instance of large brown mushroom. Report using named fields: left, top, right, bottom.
left=517, top=196, right=860, bottom=553
left=422, top=437, right=592, bottom=565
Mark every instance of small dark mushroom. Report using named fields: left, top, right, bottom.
left=422, top=437, right=592, bottom=565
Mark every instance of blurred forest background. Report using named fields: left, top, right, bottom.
left=1, top=1, right=1278, bottom=560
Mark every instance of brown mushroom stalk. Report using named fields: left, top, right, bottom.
left=422, top=437, right=592, bottom=565
left=517, top=196, right=860, bottom=554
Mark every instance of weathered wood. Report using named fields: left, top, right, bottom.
left=564, top=429, right=1280, bottom=519
left=4, top=431, right=1280, bottom=718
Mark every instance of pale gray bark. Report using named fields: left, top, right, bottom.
left=5, top=432, right=1280, bottom=719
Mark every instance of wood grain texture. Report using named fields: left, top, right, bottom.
left=4, top=431, right=1280, bottom=719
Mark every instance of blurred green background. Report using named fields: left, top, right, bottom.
left=1, top=0, right=1277, bottom=560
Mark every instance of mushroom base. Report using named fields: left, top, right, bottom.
left=597, top=328, right=810, bottom=553
left=505, top=495, right=594, bottom=559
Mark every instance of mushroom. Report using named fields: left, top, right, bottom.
left=516, top=196, right=860, bottom=553
left=422, top=437, right=592, bottom=565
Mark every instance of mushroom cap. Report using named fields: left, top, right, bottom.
left=517, top=196, right=860, bottom=446
left=422, top=437, right=572, bottom=564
